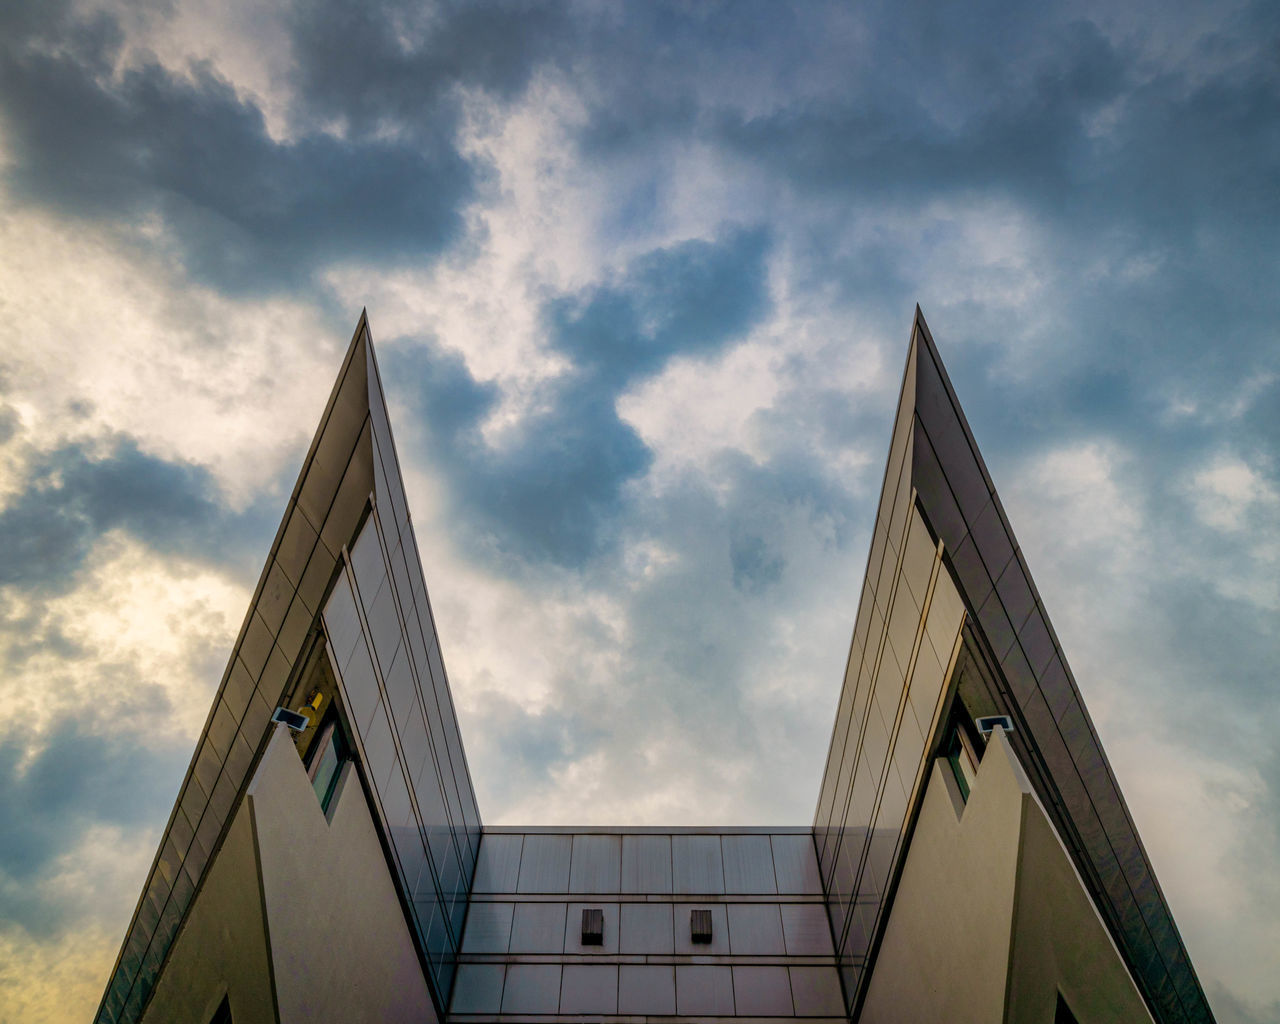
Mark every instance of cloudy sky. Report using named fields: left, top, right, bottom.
left=0, top=1, right=1276, bottom=1021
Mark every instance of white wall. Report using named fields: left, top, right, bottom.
left=140, top=794, right=276, bottom=1024
left=860, top=729, right=1152, bottom=1024
left=248, top=725, right=437, bottom=1024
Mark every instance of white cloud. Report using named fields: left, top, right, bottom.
left=1107, top=709, right=1280, bottom=1013
left=0, top=923, right=119, bottom=1024
left=0, top=532, right=245, bottom=740
left=0, top=201, right=341, bottom=505
left=76, top=0, right=297, bottom=141
left=1188, top=454, right=1279, bottom=532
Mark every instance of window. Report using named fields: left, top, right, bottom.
left=941, top=708, right=982, bottom=803
left=305, top=714, right=350, bottom=814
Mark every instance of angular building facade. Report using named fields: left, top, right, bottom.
left=94, top=311, right=1214, bottom=1024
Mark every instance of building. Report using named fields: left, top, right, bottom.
left=93, top=310, right=1215, bottom=1024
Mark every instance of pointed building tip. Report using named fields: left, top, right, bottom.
left=344, top=309, right=373, bottom=359
left=912, top=304, right=937, bottom=350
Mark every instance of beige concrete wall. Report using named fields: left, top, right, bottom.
left=859, top=729, right=1028, bottom=1024
left=859, top=729, right=1152, bottom=1024
left=1005, top=796, right=1153, bottom=1024
left=248, top=725, right=437, bottom=1024
left=141, top=797, right=277, bottom=1024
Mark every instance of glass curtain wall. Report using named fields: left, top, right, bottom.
left=812, top=345, right=967, bottom=1017
left=320, top=341, right=481, bottom=1008
left=323, top=504, right=479, bottom=1006
left=814, top=499, right=965, bottom=1014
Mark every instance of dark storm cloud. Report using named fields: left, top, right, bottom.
left=0, top=437, right=275, bottom=592
left=564, top=0, right=1280, bottom=433
left=548, top=229, right=771, bottom=389
left=386, top=337, right=648, bottom=568
left=386, top=227, right=773, bottom=567
left=286, top=0, right=569, bottom=137
left=0, top=715, right=187, bottom=936
left=701, top=2, right=1280, bottom=413
left=0, top=1, right=507, bottom=293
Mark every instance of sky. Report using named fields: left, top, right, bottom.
left=0, top=0, right=1275, bottom=1021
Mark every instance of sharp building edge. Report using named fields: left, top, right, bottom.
left=94, top=311, right=1213, bottom=1024
left=814, top=308, right=1213, bottom=1024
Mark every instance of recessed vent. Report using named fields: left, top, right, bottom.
left=271, top=707, right=310, bottom=732
left=690, top=908, right=713, bottom=944
left=976, top=714, right=1014, bottom=736
left=581, top=907, right=604, bottom=945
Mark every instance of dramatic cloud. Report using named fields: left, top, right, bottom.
left=385, top=226, right=773, bottom=565
left=0, top=437, right=275, bottom=590
left=0, top=0, right=1277, bottom=1021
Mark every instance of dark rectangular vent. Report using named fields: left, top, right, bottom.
left=690, top=908, right=713, bottom=944
left=581, top=907, right=604, bottom=945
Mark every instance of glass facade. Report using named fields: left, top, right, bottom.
left=322, top=501, right=480, bottom=1004
left=318, top=332, right=482, bottom=1008
left=813, top=310, right=1215, bottom=1024
left=814, top=493, right=967, bottom=1013
left=94, top=316, right=481, bottom=1024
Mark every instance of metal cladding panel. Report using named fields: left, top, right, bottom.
left=733, top=965, right=793, bottom=1016
left=771, top=833, right=823, bottom=894
left=560, top=964, right=619, bottom=1014
left=675, top=964, right=736, bottom=1015
left=813, top=309, right=1214, bottom=1024
left=622, top=833, right=673, bottom=893
left=620, top=902, right=675, bottom=954
left=619, top=965, right=677, bottom=1015
left=500, top=965, right=562, bottom=1014
left=781, top=903, right=835, bottom=956
left=509, top=902, right=567, bottom=954
left=473, top=834, right=523, bottom=893
left=460, top=902, right=514, bottom=954
left=721, top=834, right=777, bottom=893
left=791, top=965, right=846, bottom=1016
left=726, top=903, right=785, bottom=955
left=451, top=964, right=505, bottom=1014
left=672, top=834, right=725, bottom=894
left=569, top=834, right=622, bottom=893
left=517, top=834, right=572, bottom=893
